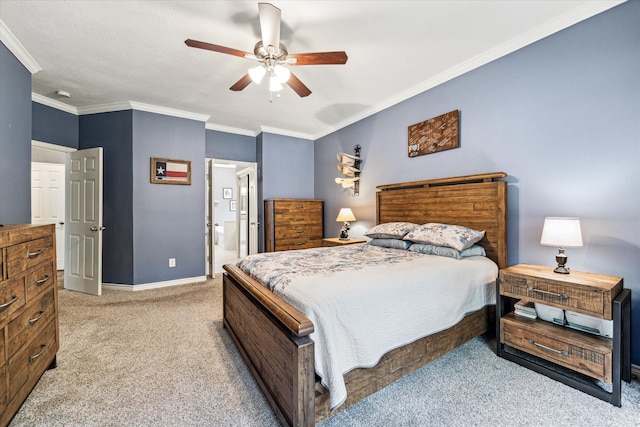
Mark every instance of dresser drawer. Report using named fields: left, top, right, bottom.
left=26, top=261, right=56, bottom=301
left=275, top=237, right=322, bottom=251
left=0, top=365, right=6, bottom=415
left=273, top=212, right=321, bottom=226
left=6, top=236, right=54, bottom=278
left=275, top=224, right=323, bottom=239
left=501, top=315, right=612, bottom=382
left=0, top=326, right=5, bottom=365
left=0, top=277, right=27, bottom=323
left=7, top=288, right=56, bottom=358
left=272, top=200, right=321, bottom=213
left=8, top=318, right=57, bottom=401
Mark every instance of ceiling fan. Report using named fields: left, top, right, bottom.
left=185, top=2, right=348, bottom=98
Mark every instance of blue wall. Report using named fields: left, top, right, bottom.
left=315, top=2, right=640, bottom=364
left=131, top=111, right=206, bottom=284
left=257, top=132, right=315, bottom=251
left=0, top=42, right=32, bottom=224
left=79, top=111, right=134, bottom=284
left=32, top=102, right=78, bottom=148
left=206, top=129, right=255, bottom=162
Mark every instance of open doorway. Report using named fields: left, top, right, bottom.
left=205, top=159, right=258, bottom=276
left=31, top=141, right=76, bottom=276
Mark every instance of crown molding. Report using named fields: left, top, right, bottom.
left=260, top=126, right=313, bottom=141
left=129, top=102, right=210, bottom=122
left=205, top=122, right=256, bottom=137
left=74, top=100, right=210, bottom=122
left=32, top=93, right=79, bottom=115
left=0, top=20, right=42, bottom=74
left=313, top=0, right=625, bottom=140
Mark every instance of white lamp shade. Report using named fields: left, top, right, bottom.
left=336, top=208, right=356, bottom=222
left=274, top=65, right=291, bottom=83
left=248, top=66, right=266, bottom=84
left=269, top=75, right=283, bottom=92
left=540, top=217, right=583, bottom=247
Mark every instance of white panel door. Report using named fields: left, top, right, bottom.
left=31, top=162, right=65, bottom=269
left=205, top=159, right=214, bottom=277
left=65, top=148, right=103, bottom=295
left=236, top=166, right=258, bottom=257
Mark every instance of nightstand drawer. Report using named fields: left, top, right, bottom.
left=499, top=265, right=622, bottom=319
left=501, top=315, right=612, bottom=382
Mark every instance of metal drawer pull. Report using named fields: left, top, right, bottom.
left=29, top=344, right=47, bottom=363
left=0, top=295, right=19, bottom=309
left=35, top=275, right=51, bottom=285
left=26, top=249, right=44, bottom=258
left=528, top=286, right=568, bottom=299
left=29, top=310, right=46, bottom=325
left=528, top=338, right=568, bottom=356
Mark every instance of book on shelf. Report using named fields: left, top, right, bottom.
left=514, top=300, right=537, bottom=319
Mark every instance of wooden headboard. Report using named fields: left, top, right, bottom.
left=376, top=172, right=508, bottom=269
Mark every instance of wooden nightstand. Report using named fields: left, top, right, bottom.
left=496, top=263, right=631, bottom=406
left=321, top=237, right=366, bottom=247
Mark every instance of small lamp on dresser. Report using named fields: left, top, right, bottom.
left=540, top=217, right=583, bottom=274
left=336, top=208, right=356, bottom=240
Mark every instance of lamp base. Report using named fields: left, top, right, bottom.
left=553, top=248, right=570, bottom=274
left=553, top=266, right=570, bottom=274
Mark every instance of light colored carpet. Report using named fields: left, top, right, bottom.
left=9, top=275, right=640, bottom=426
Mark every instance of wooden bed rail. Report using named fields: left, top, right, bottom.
left=223, top=264, right=314, bottom=337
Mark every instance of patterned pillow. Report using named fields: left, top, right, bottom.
left=408, top=243, right=486, bottom=259
left=367, top=238, right=413, bottom=250
left=364, top=222, right=418, bottom=240
left=403, top=223, right=485, bottom=251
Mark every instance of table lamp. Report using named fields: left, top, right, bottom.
left=540, top=217, right=583, bottom=274
left=336, top=208, right=356, bottom=240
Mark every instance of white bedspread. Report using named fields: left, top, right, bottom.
left=237, top=244, right=497, bottom=410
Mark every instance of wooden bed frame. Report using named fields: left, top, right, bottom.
left=223, top=172, right=508, bottom=426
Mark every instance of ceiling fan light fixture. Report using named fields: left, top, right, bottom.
left=269, top=75, right=283, bottom=92
left=248, top=65, right=267, bottom=84
left=274, top=64, right=290, bottom=83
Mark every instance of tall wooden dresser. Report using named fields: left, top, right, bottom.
left=0, top=224, right=59, bottom=427
left=264, top=199, right=323, bottom=251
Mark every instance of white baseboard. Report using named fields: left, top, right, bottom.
left=102, top=275, right=207, bottom=291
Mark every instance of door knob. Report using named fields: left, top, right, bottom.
left=59, top=222, right=65, bottom=225
left=90, top=226, right=98, bottom=231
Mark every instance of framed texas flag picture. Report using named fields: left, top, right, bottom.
left=150, top=157, right=191, bottom=185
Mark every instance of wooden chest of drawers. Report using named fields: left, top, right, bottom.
left=497, top=263, right=630, bottom=406
left=0, top=224, right=59, bottom=427
left=264, top=199, right=323, bottom=251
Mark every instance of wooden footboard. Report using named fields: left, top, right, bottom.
left=223, top=264, right=315, bottom=427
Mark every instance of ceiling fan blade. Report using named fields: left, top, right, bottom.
left=287, top=72, right=312, bottom=97
left=289, top=51, right=348, bottom=66
left=185, top=39, right=251, bottom=58
left=258, top=3, right=281, bottom=54
left=230, top=74, right=253, bottom=91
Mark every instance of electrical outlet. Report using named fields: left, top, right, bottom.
left=169, top=258, right=176, bottom=267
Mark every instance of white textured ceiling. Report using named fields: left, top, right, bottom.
left=0, top=1, right=623, bottom=139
